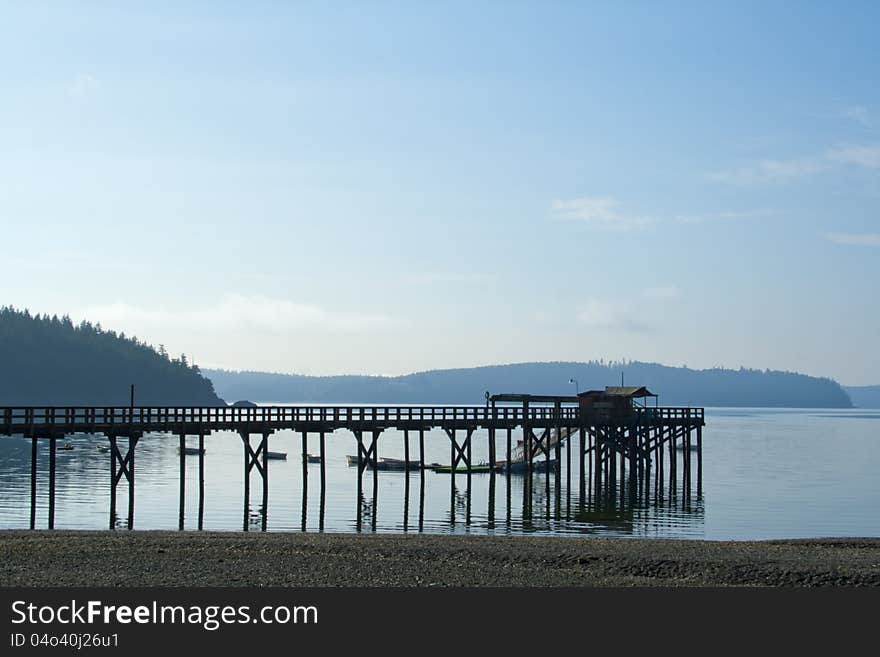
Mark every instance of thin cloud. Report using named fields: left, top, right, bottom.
left=827, top=144, right=880, bottom=169
left=79, top=295, right=403, bottom=335
left=643, top=285, right=682, bottom=302
left=66, top=73, right=99, bottom=99
left=574, top=285, right=683, bottom=332
left=550, top=196, right=655, bottom=230
left=575, top=299, right=649, bottom=332
left=823, top=233, right=880, bottom=247
left=706, top=158, right=825, bottom=185
left=839, top=105, right=875, bottom=129
left=404, top=272, right=496, bottom=285
left=672, top=209, right=778, bottom=224
left=552, top=197, right=773, bottom=230
left=709, top=141, right=880, bottom=186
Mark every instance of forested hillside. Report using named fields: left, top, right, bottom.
left=0, top=307, right=224, bottom=406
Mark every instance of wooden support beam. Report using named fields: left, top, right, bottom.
left=555, top=405, right=563, bottom=494
left=354, top=429, right=377, bottom=474
left=418, top=443, right=425, bottom=532
left=628, top=427, right=637, bottom=501
left=179, top=433, right=186, bottom=530
left=544, top=428, right=551, bottom=501
left=319, top=431, right=326, bottom=532
left=579, top=426, right=586, bottom=503
left=488, top=427, right=496, bottom=468
left=523, top=400, right=532, bottom=496
left=444, top=427, right=472, bottom=470
left=48, top=436, right=56, bottom=530
left=127, top=434, right=137, bottom=529
left=593, top=427, right=602, bottom=503
left=371, top=430, right=379, bottom=500
left=371, top=432, right=379, bottom=532
left=696, top=425, right=703, bottom=499
left=262, top=431, right=269, bottom=531
left=466, top=428, right=472, bottom=478
left=566, top=425, right=572, bottom=507
left=242, top=432, right=250, bottom=532
left=505, top=426, right=512, bottom=524
left=197, top=432, right=205, bottom=531
left=30, top=433, right=37, bottom=530
left=354, top=431, right=364, bottom=530
left=403, top=459, right=410, bottom=531
left=487, top=464, right=496, bottom=528
left=615, top=427, right=624, bottom=506
left=684, top=428, right=692, bottom=501
left=109, top=434, right=118, bottom=528
left=418, top=429, right=425, bottom=474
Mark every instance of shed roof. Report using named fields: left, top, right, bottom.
left=604, top=386, right=656, bottom=398
left=489, top=393, right=579, bottom=403
left=578, top=386, right=656, bottom=398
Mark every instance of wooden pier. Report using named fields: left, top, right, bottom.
left=1, top=400, right=705, bottom=530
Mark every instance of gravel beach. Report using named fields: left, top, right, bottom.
left=2, top=531, right=879, bottom=587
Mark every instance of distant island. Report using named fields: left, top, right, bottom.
left=0, top=307, right=224, bottom=406
left=844, top=386, right=880, bottom=409
left=205, top=361, right=853, bottom=408
left=0, top=305, right=861, bottom=409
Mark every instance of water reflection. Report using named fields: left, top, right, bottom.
left=0, top=429, right=707, bottom=537
left=3, top=409, right=879, bottom=539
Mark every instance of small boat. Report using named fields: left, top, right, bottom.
left=58, top=443, right=75, bottom=451
left=345, top=455, right=423, bottom=470
left=178, top=446, right=205, bottom=456
left=376, top=457, right=423, bottom=471
left=432, top=463, right=502, bottom=474
left=502, top=459, right=558, bottom=474
left=266, top=451, right=287, bottom=460
left=306, top=454, right=322, bottom=464
left=96, top=445, right=110, bottom=453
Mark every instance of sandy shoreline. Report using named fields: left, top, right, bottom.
left=1, top=531, right=878, bottom=587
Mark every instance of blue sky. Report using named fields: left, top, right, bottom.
left=1, top=2, right=878, bottom=383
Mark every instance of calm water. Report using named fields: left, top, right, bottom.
left=1, top=407, right=877, bottom=540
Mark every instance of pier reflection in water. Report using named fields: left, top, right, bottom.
left=5, top=408, right=880, bottom=540
left=0, top=423, right=705, bottom=538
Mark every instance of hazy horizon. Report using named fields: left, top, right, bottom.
left=201, top=358, right=862, bottom=386
left=3, top=3, right=878, bottom=384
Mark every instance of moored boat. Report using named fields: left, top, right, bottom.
left=501, top=459, right=558, bottom=474
left=431, top=462, right=502, bottom=474
left=376, top=457, right=423, bottom=471
left=345, top=455, right=424, bottom=470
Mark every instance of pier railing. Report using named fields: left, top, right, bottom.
left=0, top=404, right=704, bottom=435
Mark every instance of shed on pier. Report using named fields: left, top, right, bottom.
left=577, top=386, right=657, bottom=412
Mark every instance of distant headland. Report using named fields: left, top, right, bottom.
left=205, top=361, right=854, bottom=408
